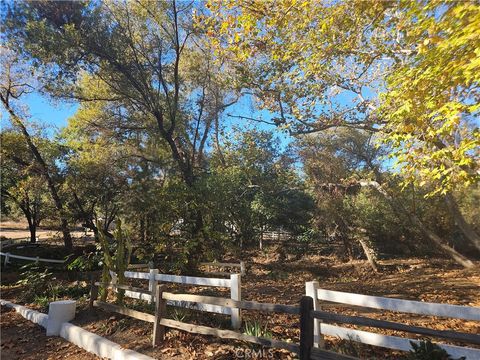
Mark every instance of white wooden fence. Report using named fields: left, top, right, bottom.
left=306, top=281, right=480, bottom=359
left=0, top=251, right=65, bottom=265
left=109, top=269, right=242, bottom=329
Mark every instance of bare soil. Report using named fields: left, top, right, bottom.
left=0, top=305, right=100, bottom=359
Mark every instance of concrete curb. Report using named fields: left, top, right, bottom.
left=1, top=300, right=154, bottom=360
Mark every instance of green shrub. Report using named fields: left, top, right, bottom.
left=16, top=263, right=53, bottom=303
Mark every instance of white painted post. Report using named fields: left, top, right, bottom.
left=240, top=261, right=245, bottom=276
left=35, top=256, right=40, bottom=265
left=306, top=280, right=324, bottom=348
left=230, top=274, right=242, bottom=329
left=4, top=253, right=10, bottom=267
left=46, top=300, right=76, bottom=336
left=149, top=269, right=159, bottom=304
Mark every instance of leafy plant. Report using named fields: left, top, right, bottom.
left=67, top=251, right=102, bottom=272
left=16, top=263, right=52, bottom=302
left=243, top=321, right=272, bottom=338
left=406, top=341, right=465, bottom=360
left=98, top=219, right=132, bottom=304
left=171, top=307, right=189, bottom=323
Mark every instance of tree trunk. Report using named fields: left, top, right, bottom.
left=357, top=236, right=379, bottom=272
left=359, top=180, right=474, bottom=268
left=444, top=193, right=480, bottom=252
left=27, top=217, right=36, bottom=243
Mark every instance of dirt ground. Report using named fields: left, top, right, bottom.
left=0, top=305, right=100, bottom=359
left=1, top=233, right=479, bottom=359
left=0, top=220, right=90, bottom=244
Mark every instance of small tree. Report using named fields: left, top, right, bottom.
left=97, top=219, right=132, bottom=304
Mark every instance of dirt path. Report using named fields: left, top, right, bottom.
left=0, top=221, right=89, bottom=243
left=0, top=306, right=100, bottom=360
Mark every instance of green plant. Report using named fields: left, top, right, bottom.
left=243, top=321, right=272, bottom=338
left=33, top=295, right=50, bottom=311
left=171, top=307, right=189, bottom=323
left=97, top=219, right=132, bottom=304
left=67, top=251, right=102, bottom=272
left=406, top=341, right=465, bottom=360
left=16, top=263, right=52, bottom=302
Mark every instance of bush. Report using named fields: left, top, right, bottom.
left=16, top=263, right=53, bottom=303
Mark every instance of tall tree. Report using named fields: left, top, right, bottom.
left=4, top=0, right=239, bottom=268
left=0, top=131, right=51, bottom=243
left=0, top=50, right=73, bottom=249
left=205, top=0, right=479, bottom=264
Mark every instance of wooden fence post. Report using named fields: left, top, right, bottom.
left=153, top=284, right=167, bottom=347
left=299, top=296, right=314, bottom=360
left=230, top=273, right=242, bottom=329
left=240, top=261, right=246, bottom=276
left=306, top=280, right=324, bottom=348
left=149, top=268, right=159, bottom=304
left=89, top=277, right=99, bottom=309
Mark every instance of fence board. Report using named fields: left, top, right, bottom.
left=93, top=301, right=155, bottom=323
left=319, top=324, right=480, bottom=359
left=0, top=252, right=65, bottom=264
left=316, top=289, right=480, bottom=321
left=312, top=310, right=480, bottom=345
left=120, top=289, right=232, bottom=315
left=155, top=273, right=231, bottom=287
left=160, top=318, right=300, bottom=354
left=162, top=292, right=299, bottom=314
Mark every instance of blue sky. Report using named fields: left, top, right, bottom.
left=1, top=92, right=78, bottom=137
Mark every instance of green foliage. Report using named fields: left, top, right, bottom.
left=243, top=321, right=272, bottom=338
left=16, top=263, right=53, bottom=303
left=67, top=251, right=103, bottom=272
left=98, top=219, right=132, bottom=304
left=406, top=341, right=465, bottom=360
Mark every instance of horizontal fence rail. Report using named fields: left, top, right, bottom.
left=159, top=318, right=300, bottom=354
left=312, top=310, right=480, bottom=345
left=318, top=324, right=480, bottom=360
left=316, top=288, right=480, bottom=321
left=108, top=269, right=242, bottom=328
left=0, top=251, right=65, bottom=264
left=162, top=292, right=300, bottom=314
left=306, top=281, right=480, bottom=359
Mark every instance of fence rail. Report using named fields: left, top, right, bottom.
left=305, top=281, right=480, bottom=359
left=90, top=280, right=479, bottom=360
left=108, top=269, right=242, bottom=328
left=0, top=251, right=65, bottom=265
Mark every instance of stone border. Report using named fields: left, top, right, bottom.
left=1, top=300, right=154, bottom=360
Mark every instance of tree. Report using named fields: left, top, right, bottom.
left=4, top=0, right=240, bottom=268
left=0, top=50, right=73, bottom=249
left=379, top=1, right=480, bottom=196
left=0, top=131, right=51, bottom=243
left=205, top=0, right=480, bottom=264
left=299, top=128, right=475, bottom=268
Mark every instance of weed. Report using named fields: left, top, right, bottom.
left=243, top=320, right=272, bottom=338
